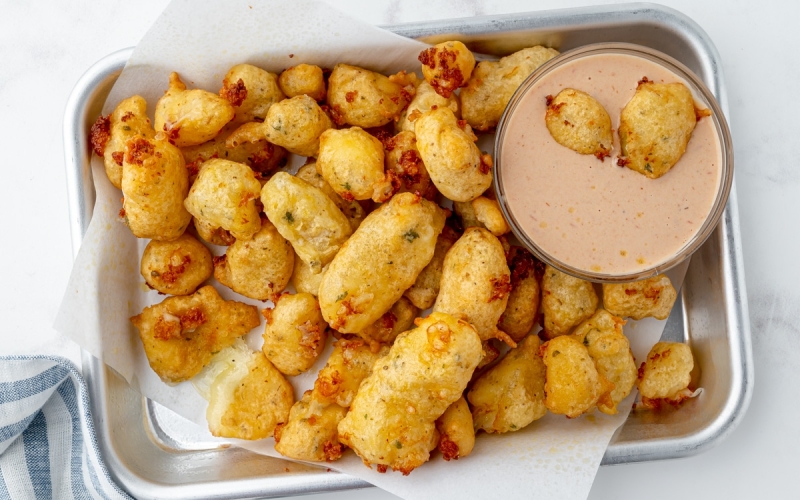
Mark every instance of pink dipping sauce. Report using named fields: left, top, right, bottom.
left=499, top=52, right=722, bottom=276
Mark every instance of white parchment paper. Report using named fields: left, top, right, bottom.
left=55, top=1, right=689, bottom=498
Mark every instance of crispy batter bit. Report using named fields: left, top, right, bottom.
left=479, top=154, right=493, bottom=175
left=345, top=91, right=358, bottom=103
left=125, top=137, right=154, bottom=165
left=220, top=78, right=248, bottom=107
left=489, top=274, right=512, bottom=302
left=111, top=151, right=124, bottom=166
left=89, top=114, right=111, bottom=156
left=160, top=253, right=192, bottom=284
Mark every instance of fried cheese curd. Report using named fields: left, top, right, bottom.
left=140, top=233, right=212, bottom=295
left=415, top=106, right=491, bottom=202
left=354, top=297, right=419, bottom=349
left=498, top=246, right=542, bottom=342
left=602, top=274, right=678, bottom=320
left=545, top=88, right=613, bottom=160
left=462, top=46, right=560, bottom=131
left=192, top=217, right=235, bottom=246
left=274, top=390, right=348, bottom=462
left=318, top=193, right=446, bottom=334
left=383, top=131, right=437, bottom=201
left=541, top=265, right=599, bottom=339
left=637, top=341, right=695, bottom=408
left=337, top=313, right=483, bottom=475
left=618, top=79, right=706, bottom=179
left=295, top=163, right=366, bottom=231
left=262, top=292, right=329, bottom=376
left=397, top=81, right=460, bottom=133
left=262, top=94, right=333, bottom=157
left=278, top=64, right=327, bottom=101
left=540, top=335, right=614, bottom=418
left=219, top=64, right=285, bottom=124
left=214, top=218, right=295, bottom=301
left=197, top=340, right=293, bottom=440
left=130, top=286, right=260, bottom=383
left=275, top=338, right=388, bottom=462
left=261, top=172, right=353, bottom=273
left=433, top=227, right=512, bottom=344
left=403, top=225, right=459, bottom=310
left=572, top=309, right=636, bottom=415
left=435, top=396, right=475, bottom=460
left=90, top=95, right=155, bottom=189
left=122, top=136, right=192, bottom=241
left=327, top=63, right=415, bottom=128
left=290, top=254, right=328, bottom=296
left=418, top=41, right=475, bottom=98
left=317, top=127, right=389, bottom=202
left=468, top=334, right=547, bottom=433
left=154, top=73, right=235, bottom=147
left=184, top=158, right=262, bottom=240
left=470, top=196, right=510, bottom=236
left=182, top=123, right=288, bottom=182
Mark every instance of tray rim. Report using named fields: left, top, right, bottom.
left=63, top=2, right=753, bottom=497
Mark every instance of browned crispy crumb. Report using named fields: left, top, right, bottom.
left=479, top=154, right=492, bottom=175
left=111, top=151, right=124, bottom=166
left=89, top=115, right=111, bottom=156
left=220, top=78, right=248, bottom=107
left=488, top=274, right=512, bottom=302
left=323, top=441, right=343, bottom=462
left=125, top=138, right=154, bottom=165
left=439, top=435, right=460, bottom=461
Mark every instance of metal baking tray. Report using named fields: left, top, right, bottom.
left=63, top=3, right=753, bottom=498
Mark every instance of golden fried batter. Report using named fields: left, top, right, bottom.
left=155, top=73, right=234, bottom=147
left=433, top=227, right=512, bottom=343
left=140, top=233, right=212, bottom=295
left=337, top=313, right=482, bottom=475
left=637, top=341, right=694, bottom=408
left=418, top=41, right=475, bottom=98
left=403, top=225, right=459, bottom=310
left=204, top=343, right=294, bottom=440
left=262, top=94, right=333, bottom=157
left=182, top=123, right=287, bottom=181
left=317, top=127, right=387, bottom=202
left=314, top=338, right=389, bottom=408
left=130, top=286, right=260, bottom=383
left=220, top=64, right=285, bottom=124
left=396, top=81, right=459, bottom=134
left=295, top=163, right=366, bottom=231
left=318, top=193, right=446, bottom=334
left=468, top=334, right=546, bottom=433
left=498, top=246, right=541, bottom=342
left=415, top=106, right=491, bottom=202
left=184, top=158, right=262, bottom=241
left=461, top=46, right=559, bottom=131
left=545, top=89, right=612, bottom=160
left=261, top=172, right=353, bottom=273
left=214, top=218, right=294, bottom=301
left=541, top=265, right=598, bottom=339
left=278, top=64, right=326, bottom=101
left=354, top=297, right=419, bottom=348
left=541, top=335, right=614, bottom=418
left=122, top=137, right=192, bottom=241
left=274, top=390, right=347, bottom=461
left=94, top=96, right=155, bottom=189
left=435, top=397, right=474, bottom=460
left=618, top=79, right=703, bottom=178
left=572, top=309, right=636, bottom=415
left=383, top=131, right=437, bottom=201
left=602, top=274, right=677, bottom=320
left=262, top=293, right=328, bottom=376
left=327, top=64, right=414, bottom=128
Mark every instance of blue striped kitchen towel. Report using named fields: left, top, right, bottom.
left=0, top=356, right=131, bottom=499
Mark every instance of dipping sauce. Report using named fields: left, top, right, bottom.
left=497, top=47, right=724, bottom=278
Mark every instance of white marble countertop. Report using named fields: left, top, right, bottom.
left=1, top=0, right=796, bottom=498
